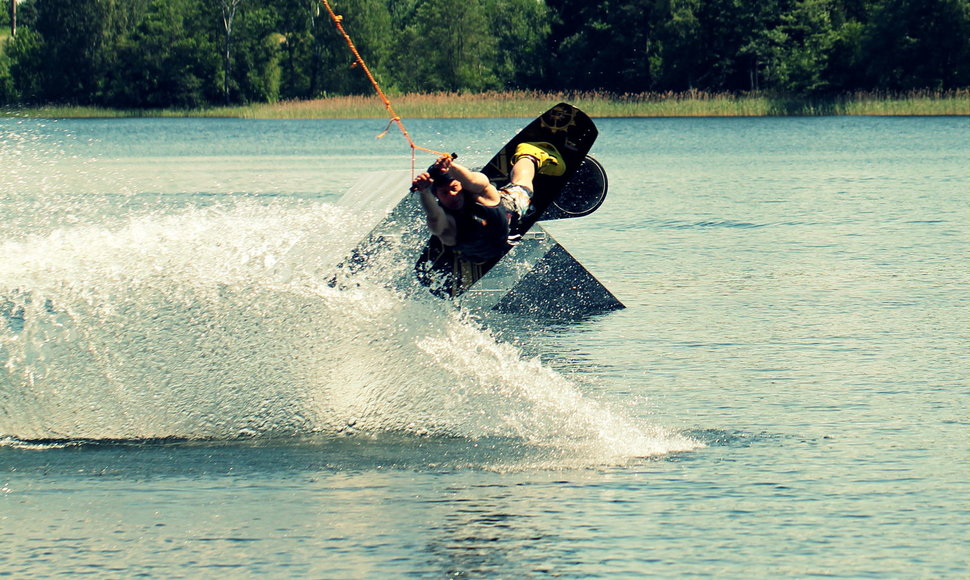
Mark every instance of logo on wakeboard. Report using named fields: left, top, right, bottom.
left=540, top=105, right=577, bottom=134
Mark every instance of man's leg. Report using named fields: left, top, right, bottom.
left=503, top=157, right=536, bottom=219
left=511, top=142, right=566, bottom=179
left=509, top=155, right=538, bottom=191
left=505, top=142, right=564, bottom=213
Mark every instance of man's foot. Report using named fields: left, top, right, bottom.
left=512, top=142, right=566, bottom=177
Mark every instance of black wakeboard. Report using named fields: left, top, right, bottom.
left=414, top=103, right=601, bottom=298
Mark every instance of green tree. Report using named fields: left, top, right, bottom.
left=230, top=5, right=284, bottom=102
left=108, top=0, right=220, bottom=108
left=330, top=0, right=393, bottom=94
left=822, top=0, right=865, bottom=91
left=2, top=26, right=42, bottom=101
left=215, top=0, right=244, bottom=104
left=486, top=0, right=550, bottom=89
left=395, top=0, right=499, bottom=91
left=862, top=0, right=970, bottom=89
left=700, top=0, right=786, bottom=91
left=278, top=28, right=315, bottom=98
left=547, top=0, right=664, bottom=92
left=274, top=0, right=323, bottom=98
left=757, top=0, right=838, bottom=93
left=256, top=32, right=285, bottom=101
left=32, top=0, right=124, bottom=104
left=0, top=52, right=15, bottom=103
left=650, top=0, right=703, bottom=90
left=4, top=0, right=969, bottom=106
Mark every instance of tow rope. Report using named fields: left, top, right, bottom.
left=319, top=0, right=452, bottom=173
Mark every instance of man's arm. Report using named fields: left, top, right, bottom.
left=435, top=157, right=501, bottom=206
left=412, top=172, right=457, bottom=246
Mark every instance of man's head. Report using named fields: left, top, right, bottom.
left=432, top=176, right=463, bottom=210
left=429, top=164, right=463, bottom=210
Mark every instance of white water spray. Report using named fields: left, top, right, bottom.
left=1, top=120, right=700, bottom=463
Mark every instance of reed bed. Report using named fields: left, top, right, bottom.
left=4, top=90, right=968, bottom=119
left=833, top=90, right=970, bottom=115
left=240, top=91, right=784, bottom=118
left=240, top=90, right=970, bottom=118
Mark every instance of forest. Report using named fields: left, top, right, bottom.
left=1, top=0, right=968, bottom=108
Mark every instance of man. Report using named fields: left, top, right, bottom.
left=411, top=142, right=565, bottom=264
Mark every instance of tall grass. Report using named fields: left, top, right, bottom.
left=238, top=91, right=781, bottom=118
left=833, top=90, right=970, bottom=115
left=4, top=89, right=968, bottom=119
left=240, top=90, right=970, bottom=118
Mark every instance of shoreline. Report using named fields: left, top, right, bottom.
left=3, top=90, right=969, bottom=119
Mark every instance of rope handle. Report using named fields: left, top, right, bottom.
left=409, top=153, right=460, bottom=192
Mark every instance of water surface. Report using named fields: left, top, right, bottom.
left=1, top=115, right=967, bottom=577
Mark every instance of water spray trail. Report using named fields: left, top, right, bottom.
left=1, top=122, right=701, bottom=464
left=0, top=201, right=700, bottom=461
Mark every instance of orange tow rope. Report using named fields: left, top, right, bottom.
left=319, top=0, right=452, bottom=172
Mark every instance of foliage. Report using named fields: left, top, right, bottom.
left=0, top=51, right=14, bottom=102
left=3, top=26, right=44, bottom=101
left=106, top=0, right=221, bottom=108
left=8, top=89, right=966, bottom=118
left=862, top=0, right=970, bottom=90
left=0, top=0, right=967, bottom=107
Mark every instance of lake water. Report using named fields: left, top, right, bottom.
left=1, top=114, right=967, bottom=578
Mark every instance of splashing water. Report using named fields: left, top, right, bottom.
left=0, top=201, right=700, bottom=462
left=1, top=122, right=700, bottom=465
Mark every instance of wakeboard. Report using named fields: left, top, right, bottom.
left=414, top=103, right=603, bottom=298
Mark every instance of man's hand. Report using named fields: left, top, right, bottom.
left=412, top=154, right=458, bottom=191
left=431, top=154, right=454, bottom=176
left=410, top=171, right=433, bottom=192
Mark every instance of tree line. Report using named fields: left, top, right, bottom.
left=1, top=0, right=968, bottom=108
